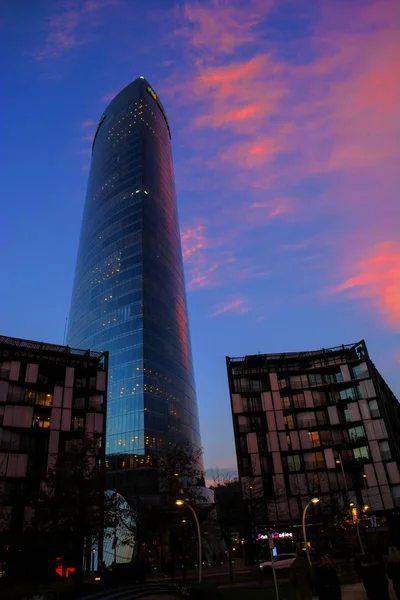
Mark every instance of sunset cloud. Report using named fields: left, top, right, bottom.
left=212, top=296, right=250, bottom=317
left=334, top=242, right=400, bottom=330
left=35, top=0, right=119, bottom=60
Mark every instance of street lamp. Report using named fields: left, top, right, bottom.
left=176, top=499, right=202, bottom=584
left=302, top=498, right=319, bottom=565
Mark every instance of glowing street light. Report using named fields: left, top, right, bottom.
left=176, top=499, right=202, bottom=584
left=302, top=498, right=320, bottom=565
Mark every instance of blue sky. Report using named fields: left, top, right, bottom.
left=1, top=0, right=399, bottom=473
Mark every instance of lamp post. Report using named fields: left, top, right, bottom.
left=302, top=498, right=320, bottom=565
left=335, top=457, right=351, bottom=507
left=176, top=499, right=202, bottom=584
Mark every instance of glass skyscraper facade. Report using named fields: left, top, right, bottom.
left=67, top=77, right=202, bottom=472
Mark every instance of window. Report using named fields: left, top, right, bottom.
left=278, top=378, right=287, bottom=389
left=320, top=430, right=332, bottom=445
left=257, top=435, right=268, bottom=453
left=244, top=397, right=262, bottom=412
left=260, top=457, right=269, bottom=473
left=309, top=432, right=320, bottom=447
left=353, top=446, right=370, bottom=461
left=24, top=390, right=36, bottom=404
left=286, top=434, right=292, bottom=449
left=287, top=455, right=302, bottom=472
left=309, top=373, right=330, bottom=386
left=72, top=417, right=84, bottom=432
left=284, top=415, right=294, bottom=429
left=33, top=415, right=50, bottom=428
left=379, top=440, right=392, bottom=461
left=238, top=416, right=249, bottom=433
left=281, top=396, right=291, bottom=409
left=297, top=411, right=316, bottom=428
left=239, top=436, right=247, bottom=453
left=343, top=408, right=352, bottom=423
left=290, top=375, right=308, bottom=389
left=316, top=411, right=327, bottom=426
left=304, top=452, right=325, bottom=470
left=348, top=426, right=366, bottom=442
left=312, top=391, right=327, bottom=406
left=369, top=400, right=380, bottom=418
left=339, top=387, right=359, bottom=401
left=392, top=486, right=400, bottom=507
left=292, top=394, right=306, bottom=408
left=36, top=393, right=53, bottom=406
left=74, top=397, right=86, bottom=410
left=352, top=363, right=369, bottom=379
left=240, top=457, right=251, bottom=476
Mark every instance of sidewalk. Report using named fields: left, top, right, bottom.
left=341, top=581, right=397, bottom=599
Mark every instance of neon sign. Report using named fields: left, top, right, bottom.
left=257, top=532, right=293, bottom=540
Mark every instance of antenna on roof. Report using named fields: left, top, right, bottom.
left=63, top=317, right=68, bottom=346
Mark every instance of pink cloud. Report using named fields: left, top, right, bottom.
left=176, top=0, right=274, bottom=55
left=167, top=0, right=400, bottom=328
left=333, top=242, right=400, bottom=330
left=212, top=296, right=250, bottom=317
left=35, top=0, right=119, bottom=61
left=82, top=120, right=96, bottom=128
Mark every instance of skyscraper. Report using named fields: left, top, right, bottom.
left=67, top=78, right=202, bottom=486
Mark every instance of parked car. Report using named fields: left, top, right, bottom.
left=259, top=553, right=296, bottom=571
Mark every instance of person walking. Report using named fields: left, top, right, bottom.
left=290, top=550, right=314, bottom=600
left=315, top=555, right=341, bottom=600
left=387, top=545, right=400, bottom=600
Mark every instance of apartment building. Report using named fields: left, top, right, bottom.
left=0, top=335, right=108, bottom=576
left=227, top=341, right=400, bottom=545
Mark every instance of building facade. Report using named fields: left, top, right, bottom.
left=227, top=341, right=400, bottom=549
left=0, top=335, right=108, bottom=576
left=67, top=77, right=202, bottom=486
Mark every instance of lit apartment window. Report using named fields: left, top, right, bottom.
left=353, top=446, right=370, bottom=462
left=348, top=425, right=366, bottom=442
left=33, top=415, right=50, bottom=428
left=36, top=392, right=53, bottom=406
left=340, top=387, right=360, bottom=401
left=309, top=432, right=320, bottom=447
